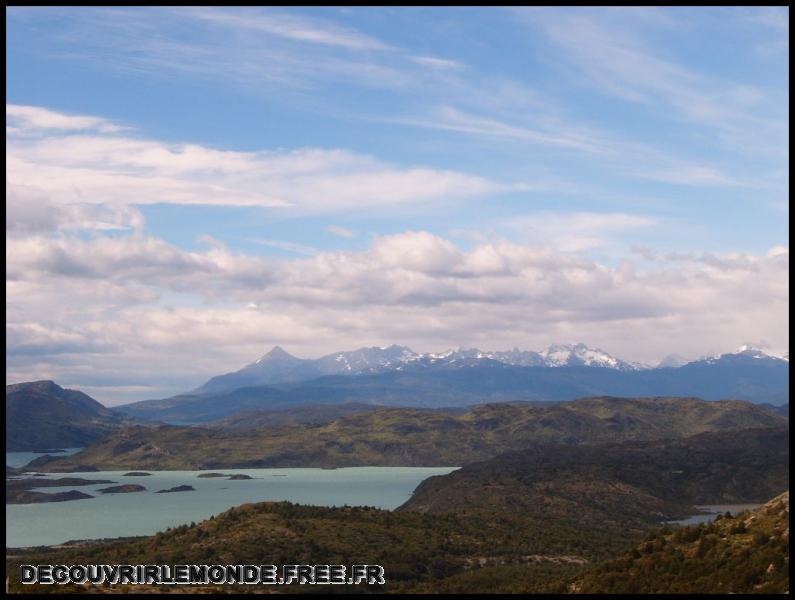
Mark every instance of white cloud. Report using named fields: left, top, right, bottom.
left=6, top=227, right=788, bottom=402
left=325, top=225, right=356, bottom=239
left=6, top=104, right=128, bottom=134
left=401, top=106, right=611, bottom=154
left=506, top=211, right=658, bottom=252
left=409, top=55, right=464, bottom=70
left=6, top=184, right=146, bottom=235
left=638, top=166, right=740, bottom=187
left=6, top=105, right=507, bottom=214
left=249, top=238, right=318, bottom=256
left=518, top=8, right=788, bottom=157
left=188, top=8, right=393, bottom=51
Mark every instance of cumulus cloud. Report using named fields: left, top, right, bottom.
left=7, top=184, right=145, bottom=235
left=6, top=104, right=128, bottom=135
left=6, top=226, right=789, bottom=403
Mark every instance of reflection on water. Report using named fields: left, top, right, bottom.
left=6, top=466, right=458, bottom=547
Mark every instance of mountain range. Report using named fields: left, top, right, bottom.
left=196, top=342, right=789, bottom=395
left=113, top=343, right=789, bottom=424
left=193, top=342, right=659, bottom=396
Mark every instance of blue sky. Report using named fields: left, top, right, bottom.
left=6, top=7, right=789, bottom=404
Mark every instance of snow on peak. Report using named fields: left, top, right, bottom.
left=698, top=343, right=789, bottom=364
left=537, top=343, right=633, bottom=370
left=733, top=344, right=789, bottom=361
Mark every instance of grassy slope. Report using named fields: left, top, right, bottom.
left=30, top=397, right=787, bottom=471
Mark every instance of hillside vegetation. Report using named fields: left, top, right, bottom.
left=400, top=428, right=789, bottom=530
left=575, top=491, right=790, bottom=594
left=5, top=499, right=630, bottom=594
left=30, top=397, right=787, bottom=471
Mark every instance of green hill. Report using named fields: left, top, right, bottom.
left=400, top=428, right=788, bottom=528
left=5, top=500, right=632, bottom=594
left=30, top=397, right=787, bottom=471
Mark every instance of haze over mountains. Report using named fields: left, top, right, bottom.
left=112, top=342, right=789, bottom=424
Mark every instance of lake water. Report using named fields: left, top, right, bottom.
left=6, top=465, right=458, bottom=548
left=667, top=504, right=762, bottom=526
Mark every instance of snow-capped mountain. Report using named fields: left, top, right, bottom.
left=361, top=344, right=634, bottom=372
left=116, top=340, right=788, bottom=422
left=537, top=343, right=638, bottom=371
left=190, top=341, right=787, bottom=396
left=733, top=344, right=789, bottom=361
left=191, top=342, right=640, bottom=395
left=698, top=344, right=790, bottom=365
left=315, top=345, right=417, bottom=373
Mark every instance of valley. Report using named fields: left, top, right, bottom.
left=5, top=430, right=788, bottom=593
left=5, top=346, right=790, bottom=594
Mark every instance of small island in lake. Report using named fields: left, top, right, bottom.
left=10, top=490, right=94, bottom=504
left=155, top=485, right=195, bottom=493
left=122, top=472, right=152, bottom=476
left=97, top=484, right=146, bottom=494
left=7, top=477, right=114, bottom=504
left=197, top=472, right=227, bottom=478
left=226, top=474, right=253, bottom=480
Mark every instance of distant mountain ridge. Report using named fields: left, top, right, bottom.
left=193, top=342, right=648, bottom=396
left=145, top=343, right=789, bottom=418
left=115, top=343, right=789, bottom=423
left=5, top=380, right=144, bottom=451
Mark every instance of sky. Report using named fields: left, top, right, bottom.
left=6, top=6, right=789, bottom=405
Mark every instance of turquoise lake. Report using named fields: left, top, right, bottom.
left=6, top=456, right=458, bottom=548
